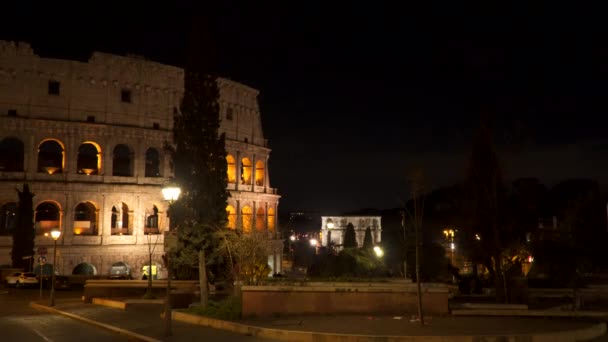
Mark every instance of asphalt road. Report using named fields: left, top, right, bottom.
left=0, top=287, right=136, bottom=341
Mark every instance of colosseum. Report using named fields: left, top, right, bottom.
left=0, top=41, right=282, bottom=279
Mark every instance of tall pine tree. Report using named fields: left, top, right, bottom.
left=12, top=184, right=35, bottom=269
left=362, top=227, right=373, bottom=249
left=171, top=16, right=229, bottom=308
left=343, top=223, right=357, bottom=248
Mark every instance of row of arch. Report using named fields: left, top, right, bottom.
left=0, top=201, right=276, bottom=236
left=0, top=201, right=161, bottom=236
left=226, top=155, right=265, bottom=186
left=0, top=137, right=161, bottom=177
left=226, top=205, right=275, bottom=232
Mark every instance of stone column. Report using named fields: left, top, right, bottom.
left=235, top=151, right=241, bottom=191
left=236, top=199, right=241, bottom=232
left=264, top=155, right=270, bottom=191
left=252, top=201, right=257, bottom=232
left=251, top=154, right=256, bottom=192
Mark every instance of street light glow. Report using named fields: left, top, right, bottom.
left=162, top=186, right=181, bottom=202
left=309, top=238, right=317, bottom=246
left=50, top=229, right=61, bottom=240
left=373, top=246, right=384, bottom=257
left=450, top=242, right=455, bottom=251
left=289, top=235, right=296, bottom=241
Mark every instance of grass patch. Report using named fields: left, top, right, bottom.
left=186, top=296, right=242, bottom=321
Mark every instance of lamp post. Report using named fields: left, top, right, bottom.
left=443, top=229, right=455, bottom=265
left=162, top=185, right=181, bottom=337
left=49, top=229, right=61, bottom=307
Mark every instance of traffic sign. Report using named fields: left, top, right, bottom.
left=37, top=247, right=47, bottom=255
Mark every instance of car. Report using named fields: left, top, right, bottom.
left=5, top=272, right=39, bottom=288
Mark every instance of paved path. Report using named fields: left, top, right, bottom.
left=37, top=299, right=274, bottom=342
left=35, top=297, right=608, bottom=341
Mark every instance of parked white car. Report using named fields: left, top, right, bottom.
left=4, top=272, right=39, bottom=288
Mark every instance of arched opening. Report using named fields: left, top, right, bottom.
left=267, top=207, right=276, bottom=233
left=145, top=205, right=160, bottom=234
left=241, top=206, right=252, bottom=233
left=72, top=263, right=97, bottom=275
left=77, top=142, right=100, bottom=175
left=226, top=205, right=236, bottom=229
left=241, top=158, right=252, bottom=185
left=0, top=202, right=17, bottom=236
left=121, top=203, right=131, bottom=234
left=111, top=206, right=118, bottom=231
left=37, top=140, right=64, bottom=174
left=226, top=155, right=236, bottom=183
left=145, top=148, right=161, bottom=177
left=35, top=202, right=60, bottom=236
left=112, top=144, right=132, bottom=176
left=0, top=138, right=24, bottom=172
left=255, top=160, right=265, bottom=186
left=256, top=207, right=265, bottom=231
left=73, top=202, right=97, bottom=235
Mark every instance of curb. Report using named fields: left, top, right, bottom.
left=29, top=302, right=161, bottom=342
left=92, top=298, right=127, bottom=310
left=451, top=309, right=608, bottom=318
left=171, top=310, right=608, bottom=342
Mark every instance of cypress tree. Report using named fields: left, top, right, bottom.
left=12, top=184, right=35, bottom=269
left=362, top=227, right=373, bottom=249
left=170, top=16, right=229, bottom=308
left=343, top=223, right=357, bottom=248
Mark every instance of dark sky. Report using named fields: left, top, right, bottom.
left=3, top=2, right=608, bottom=214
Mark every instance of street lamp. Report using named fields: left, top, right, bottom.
left=162, top=184, right=181, bottom=337
left=373, top=246, right=384, bottom=258
left=443, top=229, right=455, bottom=264
left=49, top=229, right=61, bottom=306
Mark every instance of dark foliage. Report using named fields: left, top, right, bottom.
left=12, top=184, right=35, bottom=269
left=343, top=223, right=357, bottom=248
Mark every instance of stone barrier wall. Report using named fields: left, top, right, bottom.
left=242, top=282, right=449, bottom=317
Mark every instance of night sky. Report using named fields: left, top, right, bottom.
left=3, top=2, right=608, bottom=215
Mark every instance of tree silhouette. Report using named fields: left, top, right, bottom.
left=362, top=227, right=373, bottom=249
left=170, top=16, right=228, bottom=308
left=12, top=184, right=35, bottom=269
left=343, top=223, right=357, bottom=248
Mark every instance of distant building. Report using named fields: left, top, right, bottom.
left=0, top=41, right=282, bottom=277
left=320, top=216, right=381, bottom=249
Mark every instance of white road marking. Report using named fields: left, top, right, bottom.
left=31, top=327, right=54, bottom=342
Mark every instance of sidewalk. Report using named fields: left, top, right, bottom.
left=30, top=298, right=608, bottom=342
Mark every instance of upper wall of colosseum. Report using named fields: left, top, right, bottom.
left=0, top=41, right=269, bottom=148
left=0, top=41, right=183, bottom=131
left=217, top=78, right=266, bottom=147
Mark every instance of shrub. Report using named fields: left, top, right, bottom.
left=187, top=295, right=242, bottom=320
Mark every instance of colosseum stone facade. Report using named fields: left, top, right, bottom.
left=0, top=41, right=282, bottom=279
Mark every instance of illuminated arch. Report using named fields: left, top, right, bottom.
left=267, top=207, right=276, bottom=233
left=256, top=207, right=265, bottom=231
left=226, top=205, right=236, bottom=229
left=241, top=206, right=252, bottom=232
left=35, top=201, right=61, bottom=236
left=37, top=139, right=65, bottom=174
left=255, top=160, right=265, bottom=186
left=73, top=201, right=98, bottom=235
left=241, top=158, right=252, bottom=185
left=226, top=155, right=236, bottom=183
left=77, top=141, right=101, bottom=175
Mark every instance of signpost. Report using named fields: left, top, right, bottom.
left=38, top=255, right=47, bottom=300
